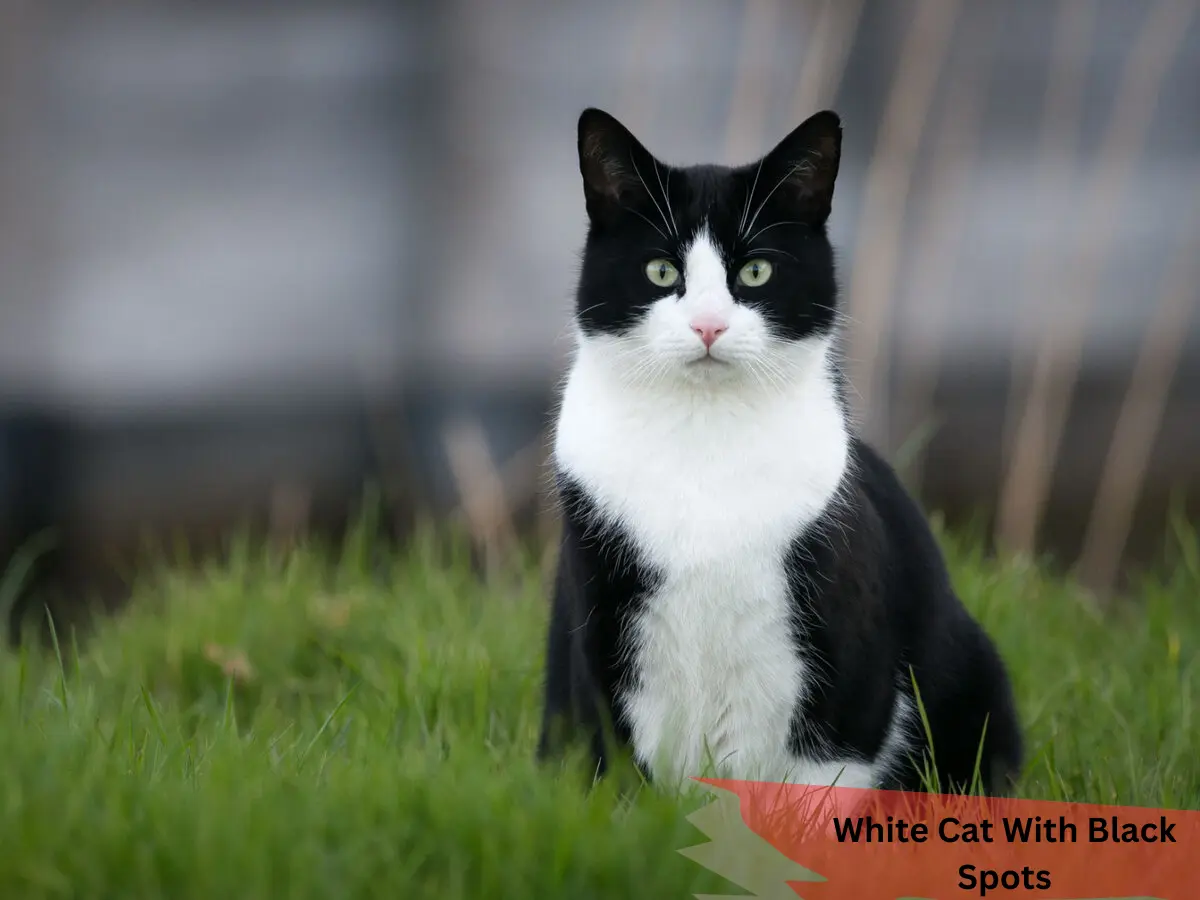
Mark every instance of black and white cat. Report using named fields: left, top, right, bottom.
left=537, top=107, right=1022, bottom=795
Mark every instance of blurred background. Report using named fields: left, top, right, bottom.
left=1, top=0, right=1198, bottom=638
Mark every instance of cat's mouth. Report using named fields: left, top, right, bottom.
left=687, top=355, right=730, bottom=367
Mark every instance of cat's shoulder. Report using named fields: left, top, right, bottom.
left=794, top=432, right=935, bottom=561
left=842, top=434, right=936, bottom=533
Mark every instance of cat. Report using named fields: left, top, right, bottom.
left=537, top=106, right=1022, bottom=795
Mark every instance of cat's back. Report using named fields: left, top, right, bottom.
left=843, top=435, right=963, bottom=609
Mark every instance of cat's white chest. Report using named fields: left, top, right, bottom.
left=554, top=339, right=876, bottom=786
left=625, top=554, right=807, bottom=785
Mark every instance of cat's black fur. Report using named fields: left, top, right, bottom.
left=538, top=107, right=1022, bottom=795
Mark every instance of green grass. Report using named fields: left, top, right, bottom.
left=0, top=511, right=1197, bottom=899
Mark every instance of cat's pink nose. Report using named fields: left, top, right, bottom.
left=690, top=316, right=728, bottom=349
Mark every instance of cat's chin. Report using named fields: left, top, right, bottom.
left=675, top=354, right=746, bottom=386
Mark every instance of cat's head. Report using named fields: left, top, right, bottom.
left=573, top=107, right=842, bottom=389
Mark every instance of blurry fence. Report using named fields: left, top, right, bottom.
left=1, top=0, right=1198, bottom=632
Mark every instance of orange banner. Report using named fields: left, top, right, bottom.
left=689, top=778, right=1198, bottom=899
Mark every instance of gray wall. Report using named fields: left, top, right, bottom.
left=1, top=1, right=1198, bottom=620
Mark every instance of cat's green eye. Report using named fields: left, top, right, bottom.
left=645, top=258, right=680, bottom=288
left=738, top=259, right=773, bottom=287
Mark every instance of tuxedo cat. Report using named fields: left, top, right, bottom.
left=537, top=107, right=1022, bottom=795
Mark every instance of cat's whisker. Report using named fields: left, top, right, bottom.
left=762, top=360, right=795, bottom=393
left=630, top=152, right=675, bottom=242
left=623, top=205, right=670, bottom=242
left=812, top=302, right=858, bottom=331
left=743, top=159, right=813, bottom=242
left=746, top=246, right=802, bottom=264
left=575, top=302, right=607, bottom=320
left=747, top=359, right=775, bottom=392
left=654, top=159, right=678, bottom=237
left=746, top=221, right=806, bottom=246
left=739, top=158, right=767, bottom=237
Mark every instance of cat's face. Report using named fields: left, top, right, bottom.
left=573, top=108, right=842, bottom=389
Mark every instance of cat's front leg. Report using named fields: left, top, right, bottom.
left=537, top=554, right=613, bottom=776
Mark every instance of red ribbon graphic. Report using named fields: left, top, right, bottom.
left=699, top=778, right=1197, bottom=898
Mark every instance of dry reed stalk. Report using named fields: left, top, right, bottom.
left=442, top=418, right=519, bottom=574
left=996, top=1, right=1096, bottom=474
left=724, top=0, right=783, bottom=163
left=842, top=0, right=961, bottom=448
left=893, top=6, right=999, bottom=497
left=462, top=425, right=558, bottom=590
left=1077, top=183, right=1200, bottom=594
left=996, top=0, right=1196, bottom=559
left=267, top=481, right=312, bottom=552
left=360, top=402, right=423, bottom=533
left=490, top=428, right=551, bottom=517
left=788, top=0, right=864, bottom=121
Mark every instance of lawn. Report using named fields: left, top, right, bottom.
left=0, top=507, right=1197, bottom=899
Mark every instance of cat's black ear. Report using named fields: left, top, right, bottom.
left=755, top=110, right=842, bottom=227
left=577, top=108, right=659, bottom=225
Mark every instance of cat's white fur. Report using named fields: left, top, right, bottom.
left=554, top=228, right=914, bottom=789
